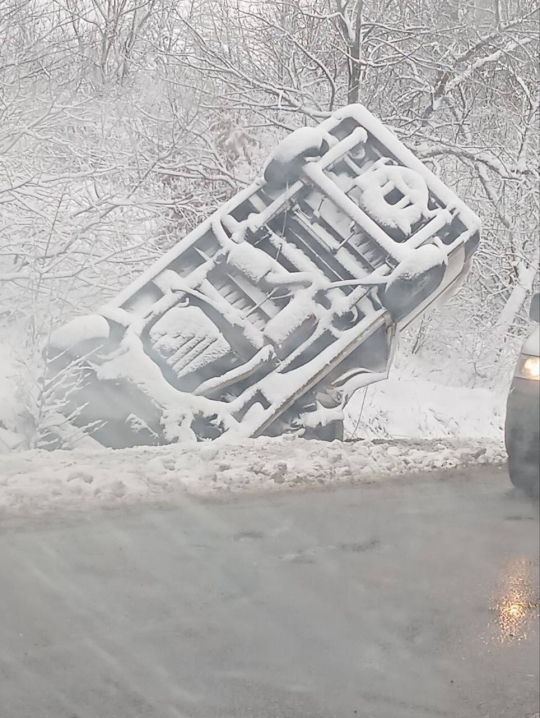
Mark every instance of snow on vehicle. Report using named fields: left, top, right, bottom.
left=46, top=105, right=481, bottom=448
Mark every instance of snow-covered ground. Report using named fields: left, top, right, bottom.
left=0, top=435, right=505, bottom=517
left=0, top=336, right=509, bottom=518
left=345, top=371, right=505, bottom=441
left=1, top=339, right=508, bottom=451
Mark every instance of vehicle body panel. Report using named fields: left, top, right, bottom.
left=505, top=321, right=540, bottom=493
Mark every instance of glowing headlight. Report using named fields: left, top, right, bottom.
left=515, top=355, right=540, bottom=381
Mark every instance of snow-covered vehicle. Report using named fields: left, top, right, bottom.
left=46, top=105, right=481, bottom=448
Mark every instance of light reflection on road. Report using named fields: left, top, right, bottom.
left=491, top=558, right=539, bottom=644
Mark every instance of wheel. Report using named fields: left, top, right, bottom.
left=505, top=395, right=539, bottom=497
left=264, top=397, right=344, bottom=443
left=381, top=260, right=446, bottom=321
left=303, top=419, right=344, bottom=442
left=263, top=127, right=329, bottom=189
left=47, top=314, right=111, bottom=361
left=508, top=458, right=540, bottom=497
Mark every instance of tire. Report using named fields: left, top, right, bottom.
left=381, top=262, right=446, bottom=322
left=303, top=419, right=344, bottom=442
left=264, top=402, right=344, bottom=443
left=263, top=131, right=329, bottom=190
left=505, top=392, right=540, bottom=497
left=508, top=458, right=540, bottom=497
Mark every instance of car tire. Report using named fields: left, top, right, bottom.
left=381, top=262, right=446, bottom=321
left=508, top=459, right=540, bottom=497
left=264, top=133, right=329, bottom=189
left=303, top=419, right=344, bottom=442
left=264, top=406, right=344, bottom=443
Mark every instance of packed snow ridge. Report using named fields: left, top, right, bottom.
left=0, top=436, right=505, bottom=517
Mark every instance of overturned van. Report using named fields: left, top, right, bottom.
left=46, top=105, right=481, bottom=447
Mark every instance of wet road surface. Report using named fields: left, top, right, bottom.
left=0, top=465, right=538, bottom=718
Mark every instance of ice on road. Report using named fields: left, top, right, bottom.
left=0, top=466, right=538, bottom=718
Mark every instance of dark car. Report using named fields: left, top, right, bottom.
left=505, top=293, right=540, bottom=495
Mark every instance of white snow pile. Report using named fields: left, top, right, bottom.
left=345, top=363, right=506, bottom=442
left=0, top=435, right=505, bottom=517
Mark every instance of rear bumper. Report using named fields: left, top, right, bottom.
left=505, top=378, right=540, bottom=476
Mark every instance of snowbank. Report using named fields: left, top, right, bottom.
left=0, top=435, right=505, bottom=517
left=345, top=372, right=505, bottom=441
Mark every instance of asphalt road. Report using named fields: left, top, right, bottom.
left=0, top=465, right=538, bottom=718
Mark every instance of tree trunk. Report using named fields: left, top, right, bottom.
left=347, top=1, right=364, bottom=105
left=496, top=248, right=539, bottom=339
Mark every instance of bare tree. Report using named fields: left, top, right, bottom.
left=165, top=0, right=539, bottom=372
